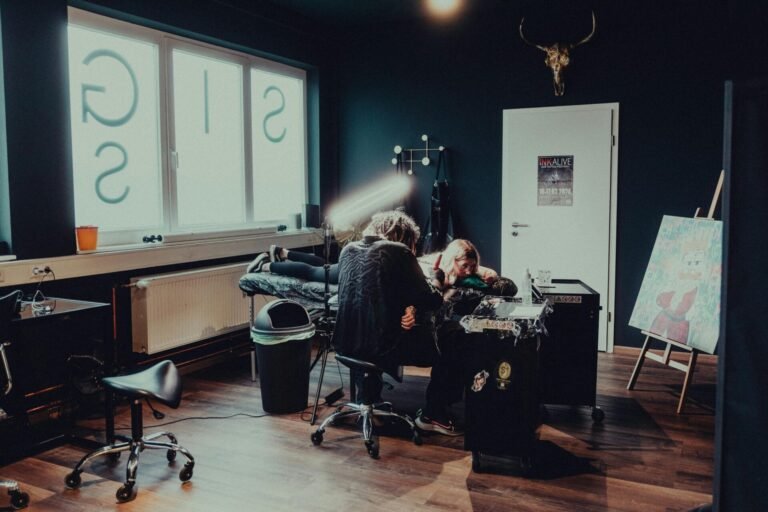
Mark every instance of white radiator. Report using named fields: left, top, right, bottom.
left=130, top=263, right=251, bottom=354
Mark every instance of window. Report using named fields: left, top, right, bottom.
left=67, top=9, right=308, bottom=247
left=171, top=47, right=245, bottom=228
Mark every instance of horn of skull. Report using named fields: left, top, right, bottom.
left=519, top=11, right=596, bottom=96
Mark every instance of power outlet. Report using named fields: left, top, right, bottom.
left=31, top=264, right=53, bottom=278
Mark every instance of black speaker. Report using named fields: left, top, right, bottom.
left=303, top=204, right=320, bottom=228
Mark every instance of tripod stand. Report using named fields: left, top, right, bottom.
left=309, top=220, right=341, bottom=425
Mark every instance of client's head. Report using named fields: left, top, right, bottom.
left=440, top=239, right=480, bottom=280
left=363, top=210, right=421, bottom=253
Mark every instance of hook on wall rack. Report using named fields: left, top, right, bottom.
left=392, top=134, right=446, bottom=175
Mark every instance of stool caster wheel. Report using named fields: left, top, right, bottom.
left=311, top=431, right=324, bottom=446
left=116, top=483, right=137, bottom=503
left=10, top=490, right=30, bottom=510
left=179, top=463, right=194, bottom=482
left=412, top=432, right=423, bottom=446
left=64, top=471, right=82, bottom=489
left=591, top=407, right=605, bottom=423
left=167, top=449, right=177, bottom=463
left=471, top=451, right=483, bottom=473
left=107, top=452, right=121, bottom=464
left=365, top=437, right=379, bottom=459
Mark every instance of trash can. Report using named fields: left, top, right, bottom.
left=251, top=299, right=316, bottom=413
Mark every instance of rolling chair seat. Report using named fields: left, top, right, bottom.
left=65, top=360, right=195, bottom=503
left=311, top=354, right=421, bottom=458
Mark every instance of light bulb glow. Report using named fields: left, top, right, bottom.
left=328, top=175, right=411, bottom=229
left=426, top=0, right=462, bottom=17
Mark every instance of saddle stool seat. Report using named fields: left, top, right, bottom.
left=65, top=360, right=195, bottom=503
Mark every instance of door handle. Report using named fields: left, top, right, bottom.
left=511, top=222, right=529, bottom=228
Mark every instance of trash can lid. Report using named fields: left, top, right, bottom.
left=251, top=299, right=315, bottom=339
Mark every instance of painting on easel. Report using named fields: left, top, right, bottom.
left=629, top=215, right=723, bottom=354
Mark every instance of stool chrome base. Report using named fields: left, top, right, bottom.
left=311, top=400, right=422, bottom=458
left=65, top=399, right=195, bottom=503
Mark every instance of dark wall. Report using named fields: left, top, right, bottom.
left=334, top=0, right=765, bottom=347
left=1, top=0, right=74, bottom=257
left=716, top=79, right=768, bottom=511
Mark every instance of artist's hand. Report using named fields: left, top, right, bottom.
left=442, top=287, right=458, bottom=302
left=481, top=268, right=499, bottom=284
left=429, top=254, right=445, bottom=289
left=401, top=306, right=416, bottom=330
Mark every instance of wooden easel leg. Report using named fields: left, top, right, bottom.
left=662, top=343, right=672, bottom=365
left=627, top=335, right=652, bottom=390
left=677, top=350, right=699, bottom=414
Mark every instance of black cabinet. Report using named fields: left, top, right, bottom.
left=465, top=333, right=541, bottom=474
left=538, top=279, right=603, bottom=421
left=1, top=298, right=111, bottom=463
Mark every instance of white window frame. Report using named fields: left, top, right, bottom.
left=67, top=7, right=309, bottom=249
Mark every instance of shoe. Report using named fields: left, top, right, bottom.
left=247, top=253, right=269, bottom=273
left=269, top=245, right=284, bottom=262
left=415, top=410, right=463, bottom=436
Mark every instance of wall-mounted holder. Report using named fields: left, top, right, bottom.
left=392, top=134, right=446, bottom=175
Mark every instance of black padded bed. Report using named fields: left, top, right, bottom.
left=238, top=272, right=338, bottom=314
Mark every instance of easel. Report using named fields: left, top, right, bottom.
left=626, top=170, right=724, bottom=414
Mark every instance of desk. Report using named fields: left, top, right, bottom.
left=538, top=280, right=603, bottom=421
left=1, top=297, right=113, bottom=462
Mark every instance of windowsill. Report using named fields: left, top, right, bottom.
left=80, top=225, right=286, bottom=254
left=0, top=228, right=323, bottom=287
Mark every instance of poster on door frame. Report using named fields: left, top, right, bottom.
left=537, top=155, right=573, bottom=206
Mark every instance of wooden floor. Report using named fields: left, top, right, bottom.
left=0, top=346, right=715, bottom=512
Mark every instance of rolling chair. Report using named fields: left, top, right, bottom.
left=0, top=290, right=31, bottom=510
left=65, top=360, right=195, bottom=503
left=311, top=354, right=421, bottom=458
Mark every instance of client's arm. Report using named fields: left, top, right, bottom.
left=477, top=265, right=498, bottom=284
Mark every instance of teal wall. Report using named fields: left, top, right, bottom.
left=2, top=0, right=766, bottom=348
left=333, top=0, right=768, bottom=349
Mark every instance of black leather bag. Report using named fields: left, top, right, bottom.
left=420, top=151, right=453, bottom=254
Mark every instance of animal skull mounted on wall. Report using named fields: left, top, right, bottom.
left=519, top=11, right=596, bottom=96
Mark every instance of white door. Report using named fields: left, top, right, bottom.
left=501, top=103, right=618, bottom=352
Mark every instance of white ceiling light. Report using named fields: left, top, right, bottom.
left=425, top=0, right=462, bottom=18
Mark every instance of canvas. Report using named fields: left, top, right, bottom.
left=629, top=215, right=723, bottom=354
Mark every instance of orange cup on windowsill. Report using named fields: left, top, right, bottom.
left=75, top=225, right=99, bottom=252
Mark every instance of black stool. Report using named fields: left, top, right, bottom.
left=65, top=360, right=195, bottom=502
left=310, top=355, right=421, bottom=458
